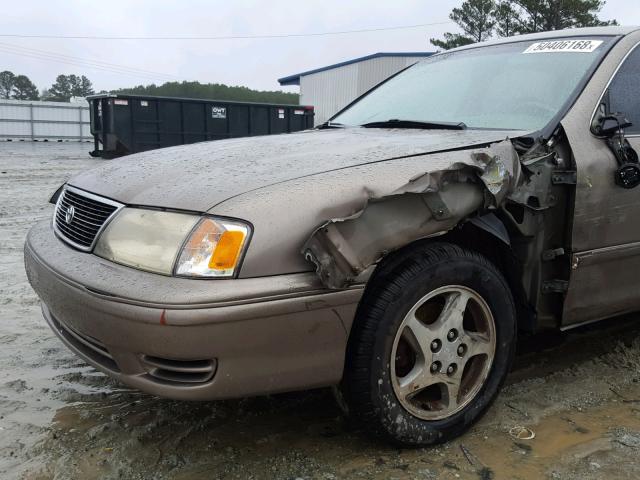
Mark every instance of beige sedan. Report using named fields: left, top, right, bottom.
left=26, top=26, right=640, bottom=444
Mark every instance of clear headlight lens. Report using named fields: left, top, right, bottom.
left=94, top=209, right=199, bottom=275
left=94, top=208, right=250, bottom=278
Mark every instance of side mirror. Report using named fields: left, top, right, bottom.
left=593, top=106, right=640, bottom=188
left=595, top=112, right=633, bottom=137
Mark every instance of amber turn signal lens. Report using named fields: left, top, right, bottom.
left=209, top=230, right=245, bottom=270
left=175, top=217, right=250, bottom=277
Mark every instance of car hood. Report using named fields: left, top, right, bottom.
left=69, top=127, right=527, bottom=212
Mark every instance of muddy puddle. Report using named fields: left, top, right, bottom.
left=3, top=143, right=640, bottom=479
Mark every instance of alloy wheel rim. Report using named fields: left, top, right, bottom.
left=390, top=285, right=496, bottom=421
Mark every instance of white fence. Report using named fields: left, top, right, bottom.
left=0, top=99, right=91, bottom=141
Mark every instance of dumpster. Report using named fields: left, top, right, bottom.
left=88, top=94, right=314, bottom=158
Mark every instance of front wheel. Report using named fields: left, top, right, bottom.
left=344, top=242, right=516, bottom=445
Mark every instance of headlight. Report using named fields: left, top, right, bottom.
left=94, top=208, right=251, bottom=278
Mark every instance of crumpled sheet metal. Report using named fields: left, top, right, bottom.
left=302, top=139, right=520, bottom=289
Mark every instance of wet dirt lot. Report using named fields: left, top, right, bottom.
left=2, top=141, right=640, bottom=480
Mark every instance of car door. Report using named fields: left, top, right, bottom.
left=563, top=39, right=640, bottom=326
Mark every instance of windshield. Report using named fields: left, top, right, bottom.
left=332, top=37, right=614, bottom=131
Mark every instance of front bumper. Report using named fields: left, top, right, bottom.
left=25, top=220, right=362, bottom=400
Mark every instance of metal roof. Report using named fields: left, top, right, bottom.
left=278, top=52, right=435, bottom=86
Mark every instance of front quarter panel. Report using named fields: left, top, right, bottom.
left=212, top=144, right=518, bottom=279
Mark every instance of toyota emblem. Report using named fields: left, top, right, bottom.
left=65, top=205, right=75, bottom=224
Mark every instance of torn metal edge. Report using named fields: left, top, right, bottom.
left=302, top=139, right=521, bottom=289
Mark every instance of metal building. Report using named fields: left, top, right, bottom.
left=278, top=52, right=434, bottom=126
left=0, top=99, right=91, bottom=141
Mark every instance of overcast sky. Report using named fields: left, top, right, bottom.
left=1, top=0, right=637, bottom=94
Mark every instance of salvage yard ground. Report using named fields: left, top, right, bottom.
left=2, top=142, right=640, bottom=479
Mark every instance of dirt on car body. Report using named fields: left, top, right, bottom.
left=3, top=142, right=640, bottom=479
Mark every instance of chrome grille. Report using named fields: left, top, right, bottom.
left=54, top=186, right=122, bottom=251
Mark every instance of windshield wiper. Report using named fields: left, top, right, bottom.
left=318, top=121, right=348, bottom=129
left=360, top=119, right=467, bottom=130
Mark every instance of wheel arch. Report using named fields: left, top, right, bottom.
left=440, top=218, right=536, bottom=333
left=355, top=215, right=536, bottom=338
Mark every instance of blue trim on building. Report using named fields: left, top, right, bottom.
left=278, top=52, right=435, bottom=86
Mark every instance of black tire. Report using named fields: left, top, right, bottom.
left=344, top=241, right=517, bottom=445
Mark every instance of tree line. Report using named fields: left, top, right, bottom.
left=0, top=71, right=299, bottom=104
left=431, top=0, right=616, bottom=50
left=0, top=71, right=95, bottom=101
left=0, top=71, right=39, bottom=100
left=111, top=81, right=299, bottom=104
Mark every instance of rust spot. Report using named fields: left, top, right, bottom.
left=160, top=309, right=167, bottom=326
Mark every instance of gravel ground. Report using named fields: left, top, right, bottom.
left=2, top=141, right=640, bottom=480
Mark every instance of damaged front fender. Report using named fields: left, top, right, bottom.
left=302, top=140, right=520, bottom=289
